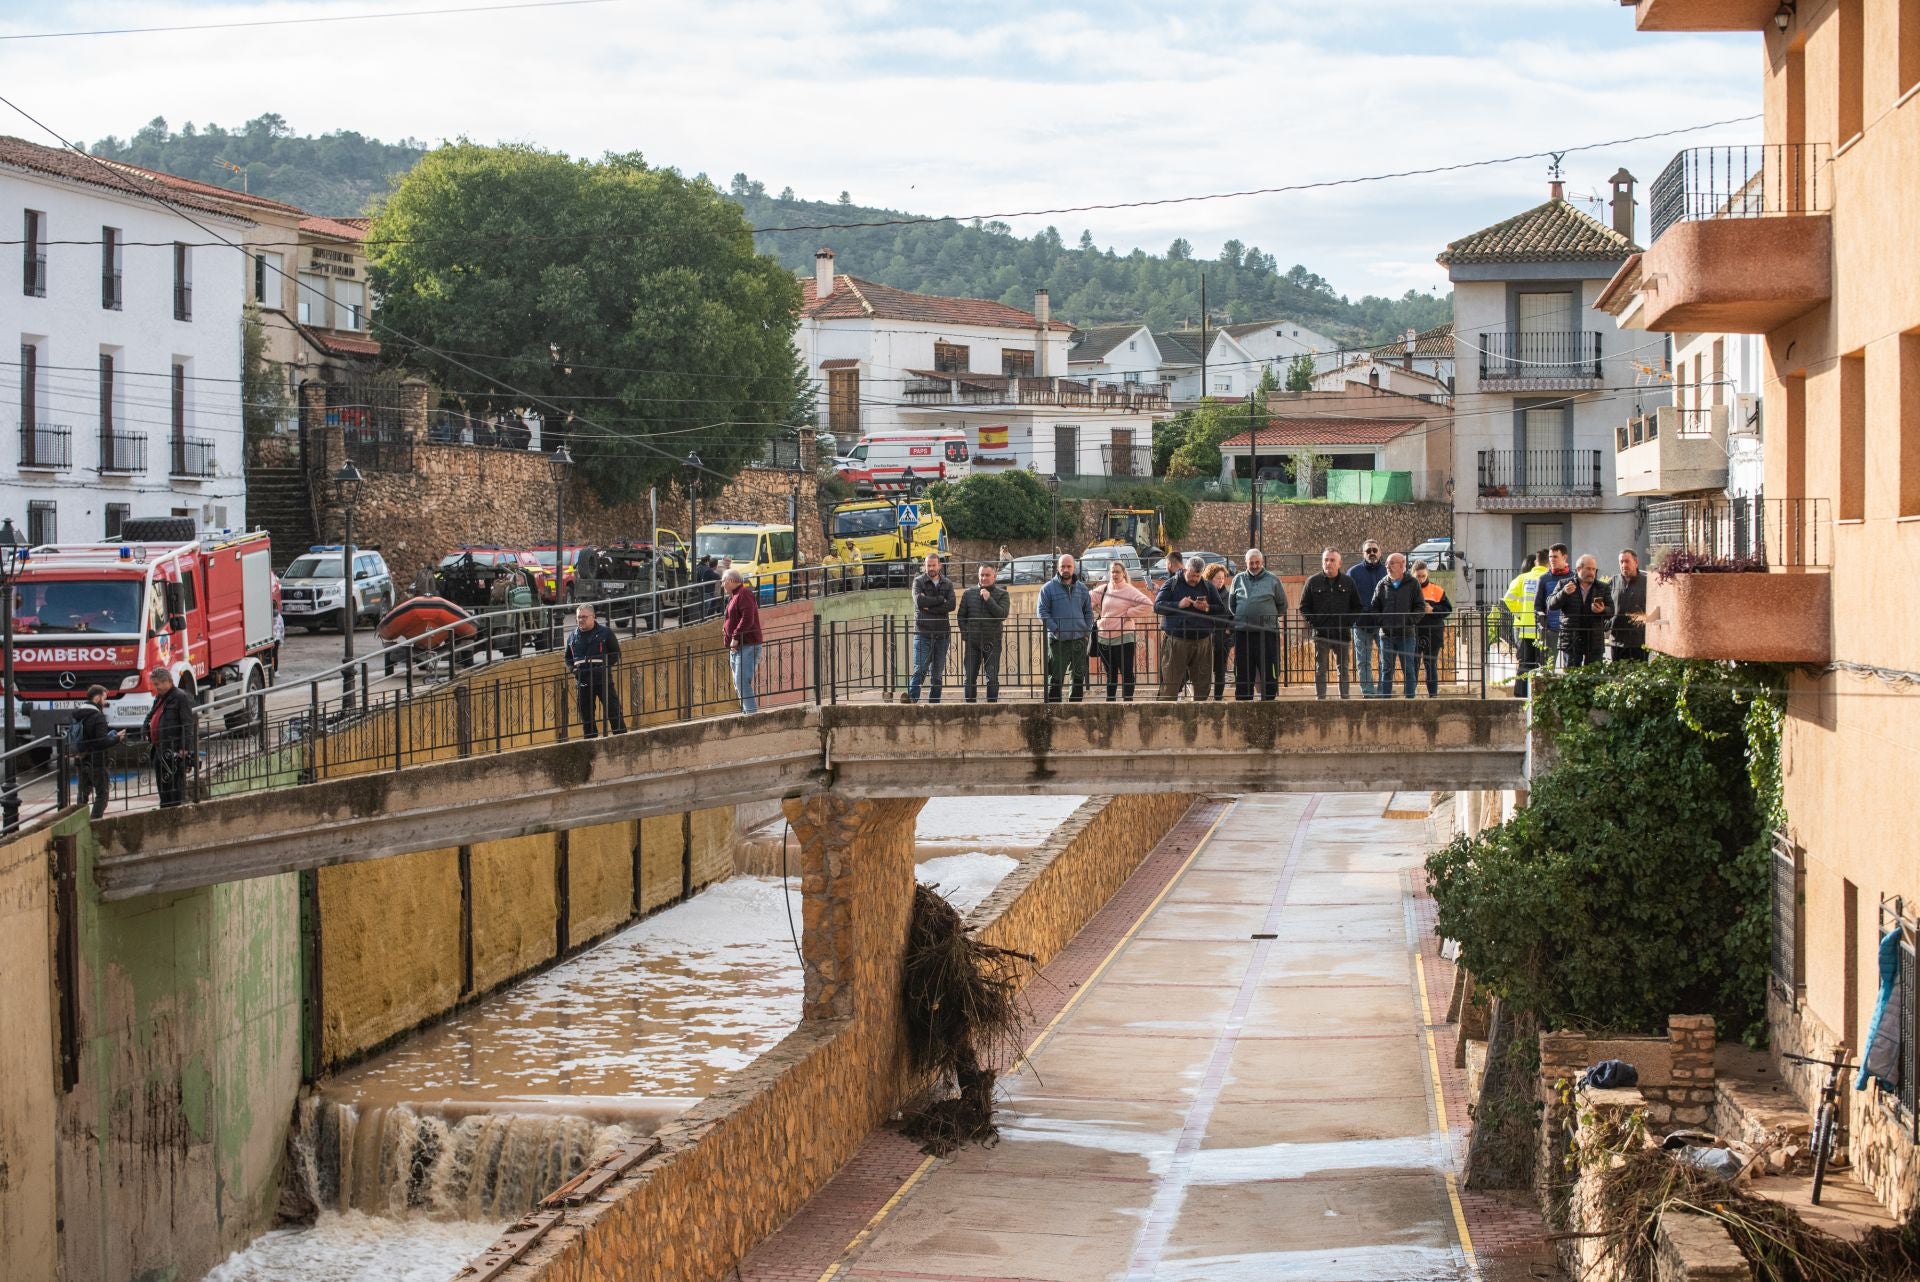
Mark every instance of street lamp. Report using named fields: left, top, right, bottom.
left=0, top=518, right=23, bottom=832
left=684, top=452, right=703, bottom=542
left=333, top=460, right=364, bottom=705
left=549, top=443, right=573, bottom=606
left=1047, top=472, right=1061, bottom=564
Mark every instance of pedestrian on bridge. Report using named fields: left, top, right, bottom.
left=145, top=667, right=196, bottom=809
left=1205, top=563, right=1235, bottom=701
left=1552, top=554, right=1612, bottom=669
left=1347, top=540, right=1389, bottom=696
left=1369, top=553, right=1422, bottom=699
left=73, top=683, right=121, bottom=819
left=721, top=569, right=763, bottom=713
left=1609, top=549, right=1648, bottom=662
left=957, top=562, right=1009, bottom=703
left=907, top=554, right=956, bottom=704
left=565, top=604, right=628, bottom=737
left=1411, top=560, right=1453, bottom=697
left=1229, top=548, right=1286, bottom=701
left=1038, top=554, right=1093, bottom=703
left=1155, top=555, right=1223, bottom=701
left=1091, top=561, right=1152, bottom=702
left=1300, top=547, right=1361, bottom=699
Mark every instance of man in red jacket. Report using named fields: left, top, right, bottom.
left=721, top=568, right=763, bottom=713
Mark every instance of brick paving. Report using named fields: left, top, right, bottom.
left=737, top=800, right=1230, bottom=1282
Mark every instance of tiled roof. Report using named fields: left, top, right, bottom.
left=818, top=357, right=861, bottom=370
left=1437, top=198, right=1638, bottom=267
left=0, top=136, right=257, bottom=222
left=1219, top=418, right=1423, bottom=449
left=1068, top=324, right=1143, bottom=363
left=1151, top=331, right=1202, bottom=364
left=299, top=215, right=370, bottom=242
left=1369, top=322, right=1454, bottom=361
left=800, top=275, right=1074, bottom=331
left=294, top=322, right=382, bottom=359
left=99, top=162, right=307, bottom=216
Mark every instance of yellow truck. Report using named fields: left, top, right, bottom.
left=828, top=498, right=949, bottom=586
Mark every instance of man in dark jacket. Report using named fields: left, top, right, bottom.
left=906, top=554, right=956, bottom=703
left=956, top=562, right=1010, bottom=703
left=1553, top=554, right=1613, bottom=668
left=1532, top=543, right=1575, bottom=669
left=1299, top=547, right=1362, bottom=700
left=1369, top=553, right=1424, bottom=698
left=1346, top=540, right=1389, bottom=696
left=145, top=666, right=196, bottom=808
left=1609, top=549, right=1648, bottom=661
left=1155, top=555, right=1225, bottom=700
left=565, top=603, right=627, bottom=736
left=73, top=683, right=121, bottom=818
left=692, top=556, right=721, bottom=620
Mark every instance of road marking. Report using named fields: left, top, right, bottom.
left=1415, top=949, right=1479, bottom=1279
left=815, top=1155, right=939, bottom=1282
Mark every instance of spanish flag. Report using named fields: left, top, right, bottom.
left=978, top=424, right=1009, bottom=452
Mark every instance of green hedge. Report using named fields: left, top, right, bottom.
left=926, top=470, right=1079, bottom=542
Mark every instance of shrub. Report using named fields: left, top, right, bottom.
left=927, top=470, right=1078, bottom=542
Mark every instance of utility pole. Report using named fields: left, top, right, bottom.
left=1248, top=390, right=1261, bottom=549
left=1198, top=272, right=1208, bottom=398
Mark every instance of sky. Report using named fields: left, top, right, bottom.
left=0, top=0, right=1763, bottom=302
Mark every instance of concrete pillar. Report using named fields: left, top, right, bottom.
left=299, top=381, right=336, bottom=479
left=781, top=794, right=923, bottom=1023
left=400, top=378, right=433, bottom=444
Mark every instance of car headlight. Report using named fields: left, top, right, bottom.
left=120, top=674, right=141, bottom=690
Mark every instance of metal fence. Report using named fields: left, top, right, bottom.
left=1649, top=144, right=1832, bottom=244
left=1645, top=495, right=1830, bottom=568
left=1477, top=449, right=1604, bottom=499
left=1476, top=330, right=1603, bottom=382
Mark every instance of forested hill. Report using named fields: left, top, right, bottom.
left=85, top=116, right=1449, bottom=343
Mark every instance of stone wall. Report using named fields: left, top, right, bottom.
left=1538, top=1016, right=1718, bottom=1135
left=493, top=790, right=1201, bottom=1282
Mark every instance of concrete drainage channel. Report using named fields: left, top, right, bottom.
left=200, top=795, right=1092, bottom=1282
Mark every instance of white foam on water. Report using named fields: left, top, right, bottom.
left=915, top=852, right=1019, bottom=913
left=201, top=1211, right=506, bottom=1282
left=1151, top=1243, right=1464, bottom=1281
left=914, top=794, right=1088, bottom=846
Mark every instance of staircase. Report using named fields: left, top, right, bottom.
left=248, top=466, right=320, bottom=567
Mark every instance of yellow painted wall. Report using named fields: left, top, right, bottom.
left=469, top=834, right=560, bottom=995
left=317, top=846, right=463, bottom=1070
left=689, top=807, right=734, bottom=891
left=639, top=813, right=687, bottom=913
left=567, top=821, right=637, bottom=945
left=0, top=824, right=56, bottom=1281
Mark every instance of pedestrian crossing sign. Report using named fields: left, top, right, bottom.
left=896, top=502, right=919, bottom=528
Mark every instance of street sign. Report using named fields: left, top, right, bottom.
left=896, top=502, right=919, bottom=528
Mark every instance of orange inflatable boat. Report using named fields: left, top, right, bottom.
left=377, top=595, right=479, bottom=649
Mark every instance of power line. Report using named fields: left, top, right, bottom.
left=0, top=0, right=622, bottom=41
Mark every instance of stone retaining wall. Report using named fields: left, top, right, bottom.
left=946, top=499, right=1450, bottom=566
left=1539, top=1016, right=1717, bottom=1136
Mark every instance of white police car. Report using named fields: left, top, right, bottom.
left=279, top=545, right=394, bottom=631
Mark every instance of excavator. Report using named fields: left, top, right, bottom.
left=1089, top=507, right=1171, bottom=568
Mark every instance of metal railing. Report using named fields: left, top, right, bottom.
left=1476, top=449, right=1603, bottom=499
left=1645, top=495, right=1830, bottom=568
left=170, top=437, right=216, bottom=478
left=343, top=426, right=415, bottom=473
left=23, top=252, right=46, bottom=298
left=99, top=427, right=146, bottom=474
left=1477, top=331, right=1603, bottom=382
left=102, top=268, right=122, bottom=310
left=19, top=422, right=73, bottom=470
left=1649, top=144, right=1832, bottom=244
left=903, top=375, right=1170, bottom=411
left=173, top=282, right=192, bottom=322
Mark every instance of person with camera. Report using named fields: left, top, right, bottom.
left=1553, top=554, right=1613, bottom=668
left=1155, top=555, right=1225, bottom=701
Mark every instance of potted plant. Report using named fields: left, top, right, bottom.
left=1646, top=548, right=1829, bottom=663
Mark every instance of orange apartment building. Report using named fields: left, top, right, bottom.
left=1610, top=0, right=1920, bottom=1213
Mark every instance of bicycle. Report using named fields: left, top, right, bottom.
left=1782, top=1048, right=1855, bottom=1203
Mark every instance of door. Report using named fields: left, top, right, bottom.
left=1521, top=520, right=1567, bottom=568
left=828, top=370, right=860, bottom=436
left=1054, top=425, right=1079, bottom=477
left=1516, top=292, right=1574, bottom=376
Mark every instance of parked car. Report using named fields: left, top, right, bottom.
left=574, top=542, right=691, bottom=625
left=1408, top=537, right=1456, bottom=569
left=1077, top=545, right=1147, bottom=585
left=1178, top=550, right=1235, bottom=574
left=528, top=544, right=595, bottom=602
left=281, top=545, right=395, bottom=631
left=999, top=555, right=1055, bottom=585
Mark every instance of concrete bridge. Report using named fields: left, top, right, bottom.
left=94, top=699, right=1528, bottom=900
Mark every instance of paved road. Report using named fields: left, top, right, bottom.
left=832, top=793, right=1475, bottom=1282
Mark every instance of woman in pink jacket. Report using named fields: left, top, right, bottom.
left=1091, top=562, right=1155, bottom=702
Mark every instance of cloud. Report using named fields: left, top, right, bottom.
left=1, top=0, right=1757, bottom=298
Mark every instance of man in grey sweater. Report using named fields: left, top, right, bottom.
left=1229, top=548, right=1287, bottom=701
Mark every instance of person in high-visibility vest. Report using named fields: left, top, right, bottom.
left=1504, top=554, right=1548, bottom=698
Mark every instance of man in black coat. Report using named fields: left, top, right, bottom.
left=1553, top=554, right=1614, bottom=668
left=1369, top=552, right=1424, bottom=698
left=906, top=554, right=956, bottom=704
left=1610, top=549, right=1648, bottom=662
left=955, top=562, right=1010, bottom=703
left=565, top=603, right=627, bottom=736
left=1299, top=547, right=1363, bottom=699
left=144, top=666, right=197, bottom=809
left=73, top=683, right=121, bottom=818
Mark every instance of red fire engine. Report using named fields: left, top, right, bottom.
left=7, top=527, right=277, bottom=737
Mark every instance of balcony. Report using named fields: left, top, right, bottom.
left=1622, top=0, right=1781, bottom=31
left=1636, top=145, right=1831, bottom=333
left=169, top=437, right=216, bottom=478
left=98, top=428, right=147, bottom=475
left=901, top=371, right=1170, bottom=412
left=1475, top=331, right=1604, bottom=389
left=19, top=422, right=72, bottom=471
left=1614, top=405, right=1729, bottom=497
left=1476, top=449, right=1605, bottom=510
left=173, top=283, right=192, bottom=322
left=1644, top=496, right=1830, bottom=663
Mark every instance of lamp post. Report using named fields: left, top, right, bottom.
left=0, top=518, right=22, bottom=833
left=684, top=452, right=703, bottom=544
left=334, top=461, right=363, bottom=706
left=549, top=443, right=573, bottom=607
left=1047, top=473, right=1061, bottom=565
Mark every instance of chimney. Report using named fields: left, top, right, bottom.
left=1033, top=289, right=1050, bottom=377
left=1403, top=327, right=1416, bottom=371
left=1549, top=179, right=1565, bottom=202
left=1368, top=368, right=1381, bottom=391
left=1609, top=168, right=1638, bottom=242
left=1033, top=288, right=1049, bottom=326
left=814, top=247, right=835, bottom=298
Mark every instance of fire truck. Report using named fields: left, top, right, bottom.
left=7, top=524, right=277, bottom=738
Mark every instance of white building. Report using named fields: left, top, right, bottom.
left=1, top=137, right=251, bottom=543
left=1312, top=355, right=1454, bottom=402
left=1369, top=323, right=1456, bottom=389
left=798, top=250, right=1164, bottom=477
left=1066, top=324, right=1164, bottom=388
left=1440, top=175, right=1643, bottom=593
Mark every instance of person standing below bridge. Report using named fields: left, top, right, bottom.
left=565, top=603, right=627, bottom=737
left=1156, top=555, right=1223, bottom=701
left=73, top=683, right=121, bottom=819
left=1610, top=549, right=1648, bottom=662
left=1230, top=547, right=1286, bottom=701
left=1411, top=559, right=1453, bottom=697
left=1347, top=539, right=1389, bottom=697
left=1369, top=553, right=1423, bottom=699
left=721, top=569, right=763, bottom=713
left=1038, top=554, right=1094, bottom=703
left=1092, top=561, right=1153, bottom=702
left=957, top=562, right=1009, bottom=703
left=1300, top=547, right=1361, bottom=699
left=145, top=667, right=196, bottom=809
left=906, top=553, right=956, bottom=704
left=1552, top=554, right=1613, bottom=669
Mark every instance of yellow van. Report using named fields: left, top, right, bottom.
left=695, top=521, right=798, bottom=603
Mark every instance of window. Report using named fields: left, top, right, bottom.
left=1711, top=339, right=1725, bottom=407
left=19, top=340, right=37, bottom=427
left=22, top=210, right=45, bottom=297
left=827, top=368, right=860, bottom=435
left=1903, top=0, right=1920, bottom=97
left=171, top=361, right=187, bottom=469
left=1124, top=371, right=1141, bottom=385
left=1839, top=353, right=1865, bottom=521
left=1127, top=340, right=1136, bottom=351
left=105, top=504, right=130, bottom=539
left=334, top=279, right=365, bottom=330
left=1838, top=0, right=1864, bottom=142
left=98, top=350, right=114, bottom=448
left=1001, top=348, right=1034, bottom=378
left=932, top=342, right=969, bottom=374
left=1054, top=424, right=1079, bottom=476
left=1784, top=374, right=1807, bottom=499
left=769, top=530, right=796, bottom=562
left=1900, top=332, right=1920, bottom=518
left=254, top=251, right=283, bottom=307
left=101, top=226, right=121, bottom=309
left=26, top=501, right=55, bottom=545
left=297, top=273, right=327, bottom=326
left=1770, top=834, right=1804, bottom=998
left=1214, top=380, right=1231, bottom=393
left=172, top=242, right=191, bottom=320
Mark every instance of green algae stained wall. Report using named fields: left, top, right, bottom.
left=57, top=815, right=302, bottom=1282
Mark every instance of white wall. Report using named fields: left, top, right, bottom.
left=1230, top=320, right=1342, bottom=376
left=1072, top=326, right=1163, bottom=388
left=1, top=167, right=250, bottom=541
left=1164, top=331, right=1258, bottom=402
left=1671, top=329, right=1765, bottom=498
left=896, top=408, right=1158, bottom=477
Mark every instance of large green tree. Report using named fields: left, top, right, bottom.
left=366, top=143, right=807, bottom=504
